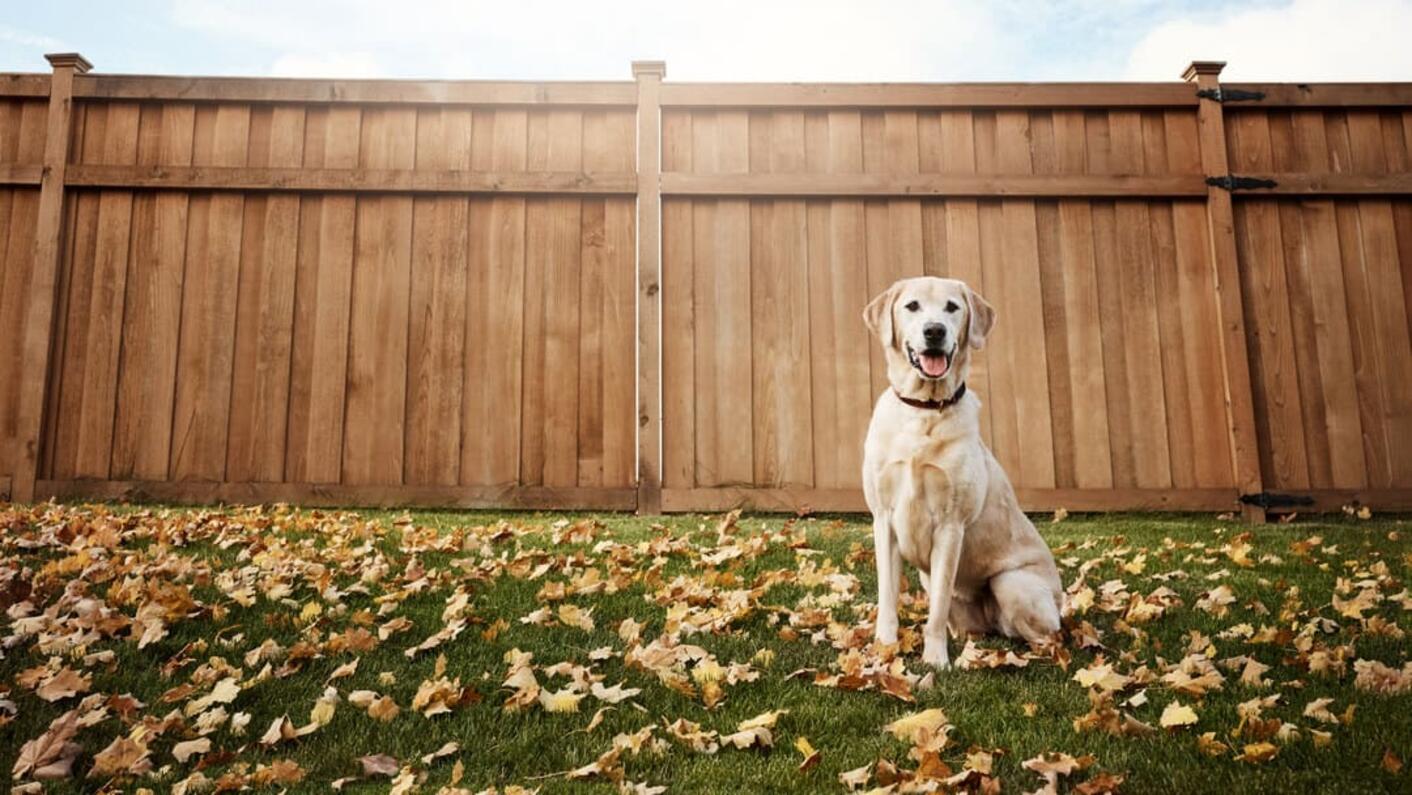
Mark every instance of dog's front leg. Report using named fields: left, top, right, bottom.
left=873, top=514, right=900, bottom=644
left=922, top=524, right=964, bottom=668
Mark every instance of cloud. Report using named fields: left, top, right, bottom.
left=169, top=0, right=1021, bottom=81
left=1125, top=0, right=1412, bottom=81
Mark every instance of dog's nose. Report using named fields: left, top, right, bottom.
left=923, top=323, right=947, bottom=346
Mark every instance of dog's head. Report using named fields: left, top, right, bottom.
left=863, top=277, right=995, bottom=399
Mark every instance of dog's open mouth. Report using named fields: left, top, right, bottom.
left=906, top=343, right=952, bottom=379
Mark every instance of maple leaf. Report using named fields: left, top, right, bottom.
left=1235, top=741, right=1279, bottom=763
left=721, top=710, right=787, bottom=750
left=838, top=762, right=872, bottom=791
left=1022, top=751, right=1094, bottom=793
left=88, top=736, right=152, bottom=779
left=360, top=754, right=401, bottom=777
left=591, top=681, right=642, bottom=704
left=884, top=708, right=950, bottom=744
left=664, top=718, right=720, bottom=754
left=36, top=668, right=91, bottom=703
left=539, top=687, right=587, bottom=713
left=1196, top=584, right=1236, bottom=617
left=1073, top=661, right=1131, bottom=692
left=1384, top=749, right=1404, bottom=775
left=420, top=741, right=459, bottom=765
left=1160, top=701, right=1199, bottom=729
left=260, top=715, right=297, bottom=747
left=794, top=736, right=821, bottom=771
left=1303, top=697, right=1340, bottom=725
left=1197, top=732, right=1231, bottom=756
left=1353, top=659, right=1412, bottom=694
left=13, top=709, right=80, bottom=780
left=172, top=738, right=211, bottom=763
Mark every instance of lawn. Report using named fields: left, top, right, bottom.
left=2, top=503, right=1409, bottom=794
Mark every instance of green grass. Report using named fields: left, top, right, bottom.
left=1, top=504, right=1409, bottom=794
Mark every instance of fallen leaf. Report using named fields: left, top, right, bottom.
left=359, top=754, right=400, bottom=777
left=171, top=738, right=211, bottom=764
left=1160, top=701, right=1199, bottom=729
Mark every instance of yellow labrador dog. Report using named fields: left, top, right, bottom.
left=862, top=276, right=1062, bottom=668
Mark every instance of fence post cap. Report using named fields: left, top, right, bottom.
left=631, top=61, right=666, bottom=79
left=45, top=53, right=93, bottom=73
left=1182, top=61, right=1225, bottom=82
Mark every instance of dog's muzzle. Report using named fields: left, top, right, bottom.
left=906, top=343, right=952, bottom=379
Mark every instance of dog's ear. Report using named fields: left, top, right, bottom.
left=966, top=286, right=996, bottom=350
left=863, top=284, right=900, bottom=349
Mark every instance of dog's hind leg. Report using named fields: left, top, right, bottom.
left=948, top=589, right=996, bottom=638
left=989, top=568, right=1061, bottom=644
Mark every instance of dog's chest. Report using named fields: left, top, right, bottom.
left=877, top=420, right=985, bottom=569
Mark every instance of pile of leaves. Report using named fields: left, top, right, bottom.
left=1, top=503, right=1409, bottom=793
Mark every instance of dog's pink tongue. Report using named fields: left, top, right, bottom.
left=920, top=353, right=949, bottom=377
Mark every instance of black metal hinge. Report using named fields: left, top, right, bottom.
left=1195, top=87, right=1266, bottom=103
left=1207, top=174, right=1278, bottom=191
left=1240, top=491, right=1315, bottom=510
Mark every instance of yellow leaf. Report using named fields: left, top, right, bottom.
left=539, top=688, right=586, bottom=713
left=1160, top=701, right=1199, bottom=729
left=1236, top=741, right=1278, bottom=764
left=884, top=708, right=949, bottom=744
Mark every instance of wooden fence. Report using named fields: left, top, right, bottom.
left=1, top=54, right=1410, bottom=520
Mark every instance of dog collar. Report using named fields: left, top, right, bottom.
left=894, top=382, right=967, bottom=412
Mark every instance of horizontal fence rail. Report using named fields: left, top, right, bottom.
left=1, top=54, right=1410, bottom=519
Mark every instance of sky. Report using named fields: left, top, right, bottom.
left=2, top=0, right=1411, bottom=83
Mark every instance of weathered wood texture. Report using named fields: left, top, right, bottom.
left=1, top=64, right=1409, bottom=513
left=26, top=97, right=638, bottom=496
left=1225, top=108, right=1412, bottom=496
left=659, top=106, right=1243, bottom=510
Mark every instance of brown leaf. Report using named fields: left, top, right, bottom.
left=359, top=754, right=401, bottom=777
left=13, top=709, right=79, bottom=780
left=172, top=738, right=212, bottom=764
left=88, top=736, right=152, bottom=779
left=36, top=668, right=91, bottom=703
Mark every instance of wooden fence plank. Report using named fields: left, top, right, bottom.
left=404, top=107, right=471, bottom=486
left=226, top=105, right=306, bottom=482
left=660, top=111, right=694, bottom=490
left=342, top=107, right=416, bottom=485
left=661, top=82, right=1199, bottom=109
left=110, top=103, right=195, bottom=480
left=660, top=172, right=1206, bottom=197
left=170, top=104, right=251, bottom=481
left=64, top=163, right=635, bottom=194
left=462, top=109, right=528, bottom=486
left=72, top=102, right=139, bottom=479
left=74, top=74, right=637, bottom=105
left=750, top=111, right=813, bottom=488
left=285, top=106, right=360, bottom=483
left=693, top=110, right=754, bottom=489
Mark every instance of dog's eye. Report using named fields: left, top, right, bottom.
left=944, top=300, right=960, bottom=313
left=904, top=301, right=921, bottom=312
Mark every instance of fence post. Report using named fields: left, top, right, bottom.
left=1184, top=60, right=1266, bottom=524
left=632, top=60, right=666, bottom=515
left=11, top=53, right=91, bottom=504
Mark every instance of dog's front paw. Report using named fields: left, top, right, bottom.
left=875, top=621, right=899, bottom=646
left=921, top=638, right=950, bottom=669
